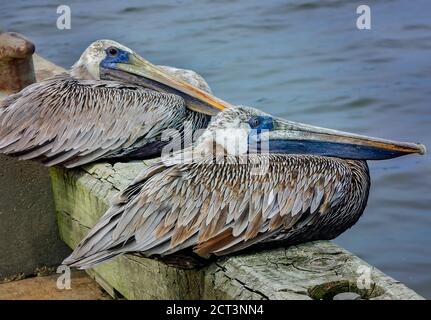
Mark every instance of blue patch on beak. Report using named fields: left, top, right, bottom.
left=248, top=116, right=274, bottom=134
left=247, top=116, right=274, bottom=148
left=100, top=47, right=130, bottom=69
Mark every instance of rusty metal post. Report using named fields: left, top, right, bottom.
left=0, top=31, right=36, bottom=93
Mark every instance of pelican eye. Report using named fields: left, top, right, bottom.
left=107, top=47, right=118, bottom=57
left=249, top=116, right=261, bottom=129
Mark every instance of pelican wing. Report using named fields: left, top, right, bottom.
left=0, top=74, right=187, bottom=167
left=64, top=154, right=352, bottom=268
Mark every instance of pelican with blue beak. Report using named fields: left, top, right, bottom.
left=63, top=106, right=425, bottom=269
left=0, top=40, right=231, bottom=167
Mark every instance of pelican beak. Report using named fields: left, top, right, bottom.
left=254, top=117, right=426, bottom=160
left=105, top=51, right=232, bottom=116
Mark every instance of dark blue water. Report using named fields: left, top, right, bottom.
left=2, top=0, right=430, bottom=298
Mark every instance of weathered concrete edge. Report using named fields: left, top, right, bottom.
left=0, top=54, right=70, bottom=282
left=50, top=162, right=424, bottom=300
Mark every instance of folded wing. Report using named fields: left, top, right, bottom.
left=0, top=74, right=187, bottom=167
left=64, top=154, right=352, bottom=269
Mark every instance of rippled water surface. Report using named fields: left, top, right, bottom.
left=1, top=0, right=430, bottom=297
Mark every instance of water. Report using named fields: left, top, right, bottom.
left=1, top=0, right=430, bottom=298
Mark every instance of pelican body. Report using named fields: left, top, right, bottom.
left=63, top=106, right=425, bottom=269
left=0, top=40, right=231, bottom=167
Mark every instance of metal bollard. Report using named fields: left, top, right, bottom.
left=0, top=31, right=36, bottom=93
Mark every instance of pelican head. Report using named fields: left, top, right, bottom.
left=71, top=39, right=231, bottom=116
left=198, top=106, right=426, bottom=160
left=70, top=40, right=130, bottom=80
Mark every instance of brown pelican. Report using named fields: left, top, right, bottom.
left=0, top=40, right=231, bottom=167
left=63, top=106, right=425, bottom=269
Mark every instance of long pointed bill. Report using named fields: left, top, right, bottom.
left=102, top=52, right=233, bottom=116
left=253, top=117, right=426, bottom=160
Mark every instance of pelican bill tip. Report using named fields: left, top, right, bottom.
left=418, top=143, right=427, bottom=155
